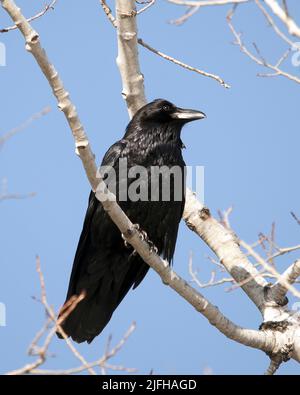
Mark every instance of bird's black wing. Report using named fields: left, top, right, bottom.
left=65, top=140, right=128, bottom=298
left=58, top=140, right=135, bottom=343
left=58, top=139, right=184, bottom=343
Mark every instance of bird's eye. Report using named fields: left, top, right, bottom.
left=162, top=105, right=170, bottom=111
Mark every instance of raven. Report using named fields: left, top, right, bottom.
left=57, top=99, right=206, bottom=343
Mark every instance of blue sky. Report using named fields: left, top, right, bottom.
left=0, top=0, right=300, bottom=374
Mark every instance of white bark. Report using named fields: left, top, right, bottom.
left=183, top=189, right=267, bottom=307
left=270, top=260, right=300, bottom=303
left=115, top=0, right=146, bottom=117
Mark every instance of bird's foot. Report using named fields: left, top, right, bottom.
left=122, top=224, right=141, bottom=250
left=148, top=240, right=158, bottom=255
left=121, top=232, right=131, bottom=249
left=122, top=224, right=158, bottom=255
left=133, top=224, right=158, bottom=255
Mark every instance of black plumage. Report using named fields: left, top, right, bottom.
left=57, top=99, right=205, bottom=343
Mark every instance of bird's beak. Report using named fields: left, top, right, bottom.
left=170, top=107, right=206, bottom=122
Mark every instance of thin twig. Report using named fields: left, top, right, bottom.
left=99, top=1, right=230, bottom=88
left=267, top=245, right=300, bottom=262
left=255, top=0, right=293, bottom=47
left=138, top=38, right=230, bottom=88
left=291, top=212, right=300, bottom=226
left=99, top=0, right=117, bottom=27
left=31, top=323, right=137, bottom=375
left=0, top=192, right=36, bottom=201
left=227, top=7, right=300, bottom=84
left=7, top=256, right=136, bottom=375
left=0, top=106, right=51, bottom=147
left=264, top=0, right=300, bottom=38
left=240, top=240, right=300, bottom=299
left=137, top=0, right=156, bottom=14
left=7, top=258, right=94, bottom=375
left=0, top=0, right=57, bottom=33
left=169, top=6, right=200, bottom=25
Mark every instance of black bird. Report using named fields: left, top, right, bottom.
left=57, top=99, right=206, bottom=343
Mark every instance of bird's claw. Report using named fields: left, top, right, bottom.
left=134, top=224, right=158, bottom=255
left=129, top=250, right=138, bottom=258
left=123, top=224, right=158, bottom=255
left=122, top=224, right=141, bottom=249
left=148, top=241, right=158, bottom=255
left=139, top=229, right=148, bottom=242
left=121, top=232, right=131, bottom=249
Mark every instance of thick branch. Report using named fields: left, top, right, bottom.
left=183, top=189, right=268, bottom=309
left=100, top=1, right=229, bottom=88
left=115, top=0, right=147, bottom=117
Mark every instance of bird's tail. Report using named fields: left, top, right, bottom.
left=56, top=287, right=116, bottom=344
left=56, top=256, right=149, bottom=343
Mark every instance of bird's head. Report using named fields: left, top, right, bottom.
left=132, top=98, right=206, bottom=126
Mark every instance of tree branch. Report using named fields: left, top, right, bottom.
left=1, top=0, right=98, bottom=189
left=255, top=0, right=293, bottom=47
left=99, top=0, right=117, bottom=28
left=100, top=1, right=229, bottom=88
left=7, top=257, right=135, bottom=375
left=0, top=106, right=51, bottom=147
left=138, top=38, right=230, bottom=88
left=227, top=7, right=300, bottom=85
left=183, top=189, right=268, bottom=309
left=136, top=0, right=156, bottom=15
left=270, top=260, right=300, bottom=303
left=169, top=5, right=200, bottom=26
left=115, top=0, right=147, bottom=117
left=264, top=0, right=300, bottom=38
left=0, top=0, right=57, bottom=33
